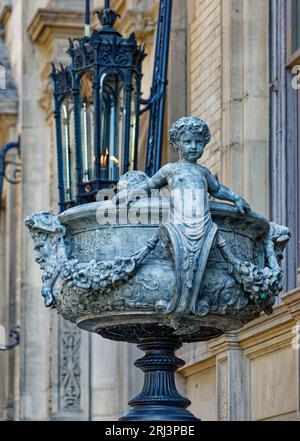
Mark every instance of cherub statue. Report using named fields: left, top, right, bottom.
left=117, top=116, right=251, bottom=318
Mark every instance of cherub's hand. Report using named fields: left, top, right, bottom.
left=235, top=197, right=251, bottom=214
left=113, top=189, right=141, bottom=206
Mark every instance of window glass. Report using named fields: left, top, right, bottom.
left=292, top=0, right=300, bottom=53
left=80, top=72, right=95, bottom=183
left=61, top=95, right=76, bottom=202
left=99, top=73, right=124, bottom=181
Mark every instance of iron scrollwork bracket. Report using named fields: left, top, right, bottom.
left=0, top=141, right=21, bottom=205
left=0, top=326, right=20, bottom=351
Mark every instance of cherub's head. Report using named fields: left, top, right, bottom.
left=168, top=116, right=211, bottom=162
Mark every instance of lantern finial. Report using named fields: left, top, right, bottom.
left=94, top=2, right=120, bottom=28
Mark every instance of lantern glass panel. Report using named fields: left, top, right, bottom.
left=61, top=95, right=76, bottom=202
left=80, top=72, right=95, bottom=183
left=100, top=72, right=124, bottom=182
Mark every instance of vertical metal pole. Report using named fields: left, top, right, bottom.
left=84, top=0, right=91, bottom=37
left=145, top=1, right=164, bottom=176
left=134, top=76, right=141, bottom=170
left=145, top=0, right=173, bottom=176
left=71, top=67, right=84, bottom=203
left=94, top=69, right=101, bottom=191
left=123, top=83, right=132, bottom=173
left=53, top=86, right=66, bottom=212
left=154, top=0, right=172, bottom=173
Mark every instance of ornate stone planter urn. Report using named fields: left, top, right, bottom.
left=25, top=117, right=290, bottom=421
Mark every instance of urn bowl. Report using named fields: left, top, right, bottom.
left=52, top=199, right=271, bottom=343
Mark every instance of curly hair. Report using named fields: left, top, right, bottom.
left=168, top=116, right=211, bottom=151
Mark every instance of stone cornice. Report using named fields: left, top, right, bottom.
left=282, top=287, right=300, bottom=321
left=208, top=333, right=241, bottom=356
left=179, top=355, right=216, bottom=378
left=235, top=302, right=293, bottom=349
left=119, top=8, right=157, bottom=44
left=179, top=289, right=300, bottom=372
left=0, top=99, right=18, bottom=115
left=27, top=9, right=85, bottom=47
left=0, top=5, right=12, bottom=28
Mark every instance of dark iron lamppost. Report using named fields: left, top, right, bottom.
left=0, top=327, right=20, bottom=351
left=0, top=141, right=20, bottom=212
left=51, top=0, right=172, bottom=212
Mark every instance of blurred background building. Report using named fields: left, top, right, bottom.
left=0, top=0, right=299, bottom=421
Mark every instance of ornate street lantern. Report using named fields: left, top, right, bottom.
left=51, top=0, right=172, bottom=212
left=51, top=1, right=146, bottom=211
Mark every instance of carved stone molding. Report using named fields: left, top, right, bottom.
left=59, top=319, right=82, bottom=412
left=213, top=333, right=246, bottom=421
left=37, top=63, right=53, bottom=120
left=208, top=332, right=241, bottom=355
left=282, top=288, right=300, bottom=322
left=27, top=9, right=85, bottom=48
left=217, top=358, right=228, bottom=421
left=0, top=29, right=18, bottom=117
left=27, top=9, right=85, bottom=117
left=0, top=4, right=12, bottom=28
left=0, top=115, right=18, bottom=151
left=0, top=99, right=17, bottom=116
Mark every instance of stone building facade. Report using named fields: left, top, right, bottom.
left=0, top=0, right=299, bottom=421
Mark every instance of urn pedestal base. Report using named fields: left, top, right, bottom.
left=119, top=338, right=198, bottom=422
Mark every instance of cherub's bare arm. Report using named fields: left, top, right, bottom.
left=130, top=166, right=169, bottom=192
left=205, top=169, right=251, bottom=214
left=212, top=184, right=240, bottom=203
left=148, top=166, right=169, bottom=190
left=211, top=184, right=251, bottom=214
left=115, top=165, right=170, bottom=205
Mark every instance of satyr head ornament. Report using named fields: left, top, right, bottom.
left=168, top=116, right=211, bottom=151
left=25, top=212, right=66, bottom=236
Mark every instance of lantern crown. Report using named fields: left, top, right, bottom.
left=94, top=7, right=120, bottom=29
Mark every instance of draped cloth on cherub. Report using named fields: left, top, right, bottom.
left=159, top=188, right=218, bottom=318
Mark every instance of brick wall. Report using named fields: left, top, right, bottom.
left=189, top=0, right=222, bottom=177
